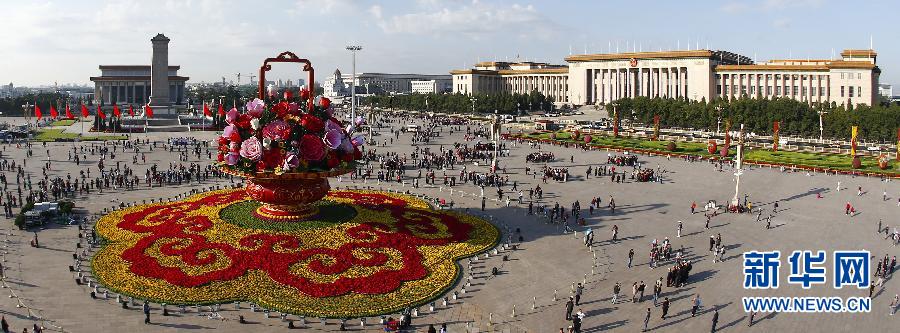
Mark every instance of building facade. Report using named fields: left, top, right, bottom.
left=451, top=61, right=569, bottom=102
left=410, top=79, right=452, bottom=94
left=90, top=65, right=188, bottom=105
left=325, top=70, right=452, bottom=97
left=452, top=49, right=881, bottom=106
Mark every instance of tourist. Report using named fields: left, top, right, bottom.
left=143, top=300, right=151, bottom=324
left=661, top=298, right=670, bottom=319
left=642, top=308, right=651, bottom=332
left=691, top=294, right=702, bottom=317
left=711, top=309, right=719, bottom=332
left=565, top=296, right=574, bottom=320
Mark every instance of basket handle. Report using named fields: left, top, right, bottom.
left=258, top=51, right=315, bottom=111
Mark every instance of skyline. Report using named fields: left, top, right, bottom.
left=1, top=0, right=897, bottom=87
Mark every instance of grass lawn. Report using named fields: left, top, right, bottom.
left=33, top=128, right=127, bottom=142
left=49, top=119, right=76, bottom=126
left=522, top=131, right=896, bottom=174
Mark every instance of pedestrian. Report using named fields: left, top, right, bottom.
left=612, top=282, right=621, bottom=304
left=661, top=297, right=670, bottom=319
left=642, top=308, right=651, bottom=332
left=653, top=278, right=662, bottom=306
left=565, top=296, right=574, bottom=320
left=638, top=281, right=646, bottom=302
left=891, top=294, right=899, bottom=316
left=677, top=221, right=683, bottom=238
left=631, top=282, right=639, bottom=303
left=691, top=201, right=696, bottom=214
left=2, top=316, right=8, bottom=333
left=705, top=215, right=710, bottom=229
left=748, top=311, right=755, bottom=326
left=858, top=186, right=863, bottom=196
left=427, top=324, right=437, bottom=333
left=575, top=283, right=583, bottom=305
left=628, top=249, right=634, bottom=268
left=143, top=300, right=151, bottom=324
left=691, top=294, right=702, bottom=317
left=711, top=309, right=719, bottom=333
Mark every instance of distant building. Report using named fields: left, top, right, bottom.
left=452, top=48, right=882, bottom=106
left=324, top=68, right=451, bottom=97
left=878, top=83, right=892, bottom=98
left=411, top=79, right=452, bottom=94
left=90, top=65, right=188, bottom=105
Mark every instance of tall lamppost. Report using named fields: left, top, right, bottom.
left=346, top=44, right=362, bottom=121
left=517, top=102, right=521, bottom=117
left=817, top=104, right=827, bottom=143
left=715, top=105, right=723, bottom=135
left=732, top=123, right=746, bottom=207
left=470, top=97, right=477, bottom=114
left=491, top=110, right=500, bottom=173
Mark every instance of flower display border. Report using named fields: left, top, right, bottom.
left=90, top=189, right=499, bottom=318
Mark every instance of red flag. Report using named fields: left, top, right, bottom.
left=218, top=104, right=225, bottom=116
left=113, top=105, right=121, bottom=117
left=97, top=105, right=106, bottom=119
left=65, top=105, right=74, bottom=119
left=145, top=104, right=154, bottom=118
left=80, top=104, right=89, bottom=118
left=128, top=105, right=134, bottom=117
left=50, top=105, right=58, bottom=118
left=35, top=104, right=42, bottom=120
left=203, top=103, right=211, bottom=117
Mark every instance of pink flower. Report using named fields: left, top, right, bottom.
left=298, top=134, right=326, bottom=162
left=245, top=98, right=265, bottom=118
left=222, top=124, right=236, bottom=138
left=324, top=129, right=343, bottom=149
left=225, top=152, right=240, bottom=165
left=226, top=108, right=239, bottom=124
left=288, top=102, right=299, bottom=115
left=239, top=136, right=263, bottom=161
left=262, top=120, right=292, bottom=141
left=351, top=135, right=366, bottom=147
left=283, top=153, right=300, bottom=170
left=325, top=119, right=342, bottom=132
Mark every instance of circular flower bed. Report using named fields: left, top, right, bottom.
left=91, top=189, right=499, bottom=318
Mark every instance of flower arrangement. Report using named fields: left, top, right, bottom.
left=91, top=189, right=499, bottom=318
left=217, top=89, right=365, bottom=175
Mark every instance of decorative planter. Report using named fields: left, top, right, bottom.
left=719, top=145, right=729, bottom=157
left=707, top=140, right=717, bottom=155
left=666, top=141, right=677, bottom=152
left=851, top=156, right=862, bottom=169
left=224, top=168, right=352, bottom=221
left=878, top=155, right=889, bottom=170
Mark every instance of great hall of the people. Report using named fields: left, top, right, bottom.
left=450, top=49, right=880, bottom=106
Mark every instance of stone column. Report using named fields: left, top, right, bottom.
left=148, top=33, right=171, bottom=108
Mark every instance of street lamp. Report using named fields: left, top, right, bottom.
left=715, top=105, right=723, bottom=135
left=817, top=104, right=827, bottom=143
left=346, top=44, right=363, bottom=121
left=517, top=102, right=521, bottom=117
left=470, top=97, right=477, bottom=114
left=732, top=123, right=746, bottom=208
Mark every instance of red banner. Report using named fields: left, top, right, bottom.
left=613, top=109, right=619, bottom=138
left=652, top=115, right=660, bottom=141
left=773, top=121, right=780, bottom=151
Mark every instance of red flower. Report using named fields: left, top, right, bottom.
left=320, top=97, right=331, bottom=109
left=299, top=134, right=326, bottom=162
left=262, top=147, right=283, bottom=169
left=217, top=153, right=224, bottom=162
left=272, top=102, right=290, bottom=118
left=299, top=88, right=310, bottom=100
left=262, top=120, right=292, bottom=141
left=341, top=151, right=354, bottom=162
left=256, top=161, right=266, bottom=171
left=229, top=131, right=241, bottom=142
left=283, top=90, right=293, bottom=101
left=327, top=154, right=339, bottom=168
left=236, top=114, right=252, bottom=129
left=301, top=114, right=324, bottom=133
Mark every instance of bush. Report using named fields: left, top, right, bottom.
left=666, top=142, right=677, bottom=151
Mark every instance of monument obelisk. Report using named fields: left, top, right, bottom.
left=148, top=33, right=171, bottom=111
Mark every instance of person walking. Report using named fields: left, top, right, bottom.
left=677, top=221, right=683, bottom=238
left=711, top=309, right=719, bottom=333
left=642, top=308, right=651, bottom=332
left=661, top=298, right=670, bottom=319
left=143, top=300, right=151, bottom=324
left=638, top=281, right=646, bottom=302
left=575, top=283, right=584, bottom=305
left=653, top=278, right=662, bottom=306
left=628, top=249, right=634, bottom=268
left=691, top=294, right=702, bottom=317
left=612, top=282, right=621, bottom=304
left=890, top=294, right=898, bottom=316
left=748, top=311, right=756, bottom=326
left=565, top=296, right=574, bottom=320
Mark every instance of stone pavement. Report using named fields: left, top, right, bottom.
left=0, top=116, right=897, bottom=332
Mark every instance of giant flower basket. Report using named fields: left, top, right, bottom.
left=217, top=52, right=364, bottom=221
left=90, top=52, right=500, bottom=318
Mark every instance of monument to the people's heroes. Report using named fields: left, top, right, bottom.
left=148, top=33, right=173, bottom=114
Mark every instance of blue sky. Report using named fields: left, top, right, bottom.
left=1, top=0, right=897, bottom=86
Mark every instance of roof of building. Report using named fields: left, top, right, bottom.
left=565, top=50, right=715, bottom=62
left=841, top=49, right=877, bottom=57
left=89, top=76, right=190, bottom=82
left=450, top=68, right=569, bottom=75
left=715, top=61, right=876, bottom=72
left=99, top=65, right=181, bottom=70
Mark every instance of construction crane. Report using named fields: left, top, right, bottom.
left=235, top=73, right=241, bottom=85
left=247, top=73, right=257, bottom=86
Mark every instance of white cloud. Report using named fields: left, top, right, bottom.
left=721, top=0, right=823, bottom=13
left=376, top=1, right=558, bottom=40
left=369, top=4, right=383, bottom=20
